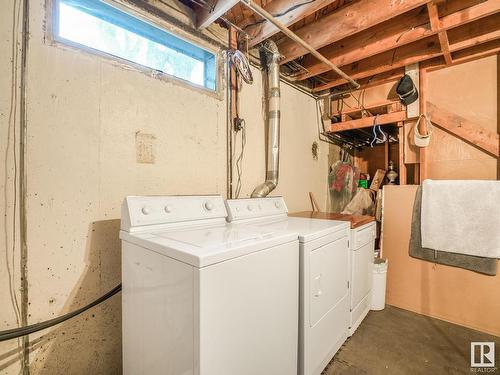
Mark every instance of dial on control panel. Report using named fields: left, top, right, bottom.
left=204, top=201, right=214, bottom=211
left=141, top=206, right=150, bottom=215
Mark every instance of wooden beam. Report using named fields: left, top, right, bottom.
left=294, top=0, right=499, bottom=81
left=332, top=99, right=402, bottom=117
left=447, top=13, right=500, bottom=51
left=331, top=69, right=405, bottom=92
left=418, top=67, right=428, bottom=183
left=314, top=28, right=500, bottom=92
left=426, top=101, right=500, bottom=157
left=313, top=36, right=443, bottom=92
left=423, top=38, right=500, bottom=71
left=397, top=122, right=407, bottom=185
left=327, top=111, right=407, bottom=133
left=294, top=8, right=432, bottom=80
left=278, top=0, right=430, bottom=63
left=240, top=0, right=340, bottom=47
left=427, top=2, right=453, bottom=64
left=440, top=0, right=500, bottom=29
left=196, top=0, right=239, bottom=29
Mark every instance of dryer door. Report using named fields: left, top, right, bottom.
left=351, top=240, right=374, bottom=311
left=309, top=236, right=349, bottom=327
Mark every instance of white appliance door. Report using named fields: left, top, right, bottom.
left=197, top=240, right=299, bottom=375
left=351, top=240, right=374, bottom=311
left=309, top=236, right=349, bottom=327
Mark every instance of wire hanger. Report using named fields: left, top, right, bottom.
left=370, top=114, right=387, bottom=147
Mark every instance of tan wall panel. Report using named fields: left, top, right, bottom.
left=425, top=56, right=497, bottom=178
left=383, top=185, right=500, bottom=336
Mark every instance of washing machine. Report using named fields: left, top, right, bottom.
left=120, top=195, right=299, bottom=375
left=225, top=197, right=350, bottom=375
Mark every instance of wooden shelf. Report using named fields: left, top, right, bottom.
left=333, top=99, right=403, bottom=120
left=327, top=111, right=407, bottom=133
left=327, top=99, right=406, bottom=134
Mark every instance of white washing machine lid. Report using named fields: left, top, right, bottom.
left=120, top=222, right=297, bottom=267
left=243, top=216, right=349, bottom=243
left=225, top=197, right=349, bottom=242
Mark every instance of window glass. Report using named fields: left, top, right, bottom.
left=57, top=0, right=216, bottom=90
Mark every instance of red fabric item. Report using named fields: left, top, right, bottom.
left=332, top=164, right=352, bottom=192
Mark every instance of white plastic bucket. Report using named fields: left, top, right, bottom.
left=371, top=258, right=388, bottom=311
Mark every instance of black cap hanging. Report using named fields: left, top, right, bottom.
left=396, top=74, right=418, bottom=105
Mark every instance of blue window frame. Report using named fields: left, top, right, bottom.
left=55, top=0, right=217, bottom=90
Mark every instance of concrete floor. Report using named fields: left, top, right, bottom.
left=324, top=306, right=499, bottom=375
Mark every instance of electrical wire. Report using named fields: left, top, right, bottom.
left=0, top=284, right=122, bottom=342
left=234, top=120, right=246, bottom=198
left=4, top=0, right=23, bottom=369
left=228, top=49, right=253, bottom=84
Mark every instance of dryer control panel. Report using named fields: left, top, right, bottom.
left=121, top=195, right=227, bottom=231
left=225, top=197, right=288, bottom=222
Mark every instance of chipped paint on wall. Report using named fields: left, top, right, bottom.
left=135, top=132, right=156, bottom=164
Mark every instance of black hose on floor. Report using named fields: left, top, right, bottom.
left=0, top=284, right=122, bottom=342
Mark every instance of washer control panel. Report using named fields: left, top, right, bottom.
left=225, top=197, right=288, bottom=222
left=121, top=195, right=227, bottom=231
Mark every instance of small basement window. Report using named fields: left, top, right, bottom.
left=55, top=0, right=217, bottom=90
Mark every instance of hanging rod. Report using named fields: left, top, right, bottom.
left=239, top=0, right=360, bottom=90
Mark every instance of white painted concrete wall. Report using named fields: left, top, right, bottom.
left=0, top=0, right=329, bottom=373
left=0, top=0, right=23, bottom=373
left=236, top=67, right=329, bottom=211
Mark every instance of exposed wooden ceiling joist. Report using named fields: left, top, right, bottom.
left=427, top=2, right=453, bottom=65
left=241, top=0, right=341, bottom=47
left=277, top=0, right=430, bottom=63
left=424, top=38, right=500, bottom=71
left=447, top=13, right=500, bottom=50
left=313, top=22, right=500, bottom=92
left=313, top=36, right=443, bottom=92
left=189, top=0, right=500, bottom=92
left=196, top=0, right=240, bottom=29
left=294, top=0, right=499, bottom=81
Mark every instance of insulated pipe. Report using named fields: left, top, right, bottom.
left=251, top=40, right=281, bottom=197
left=240, top=0, right=360, bottom=90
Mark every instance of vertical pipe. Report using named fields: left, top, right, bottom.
left=251, top=40, right=281, bottom=197
left=226, top=28, right=237, bottom=199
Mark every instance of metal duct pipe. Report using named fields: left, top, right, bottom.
left=251, top=40, right=281, bottom=197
